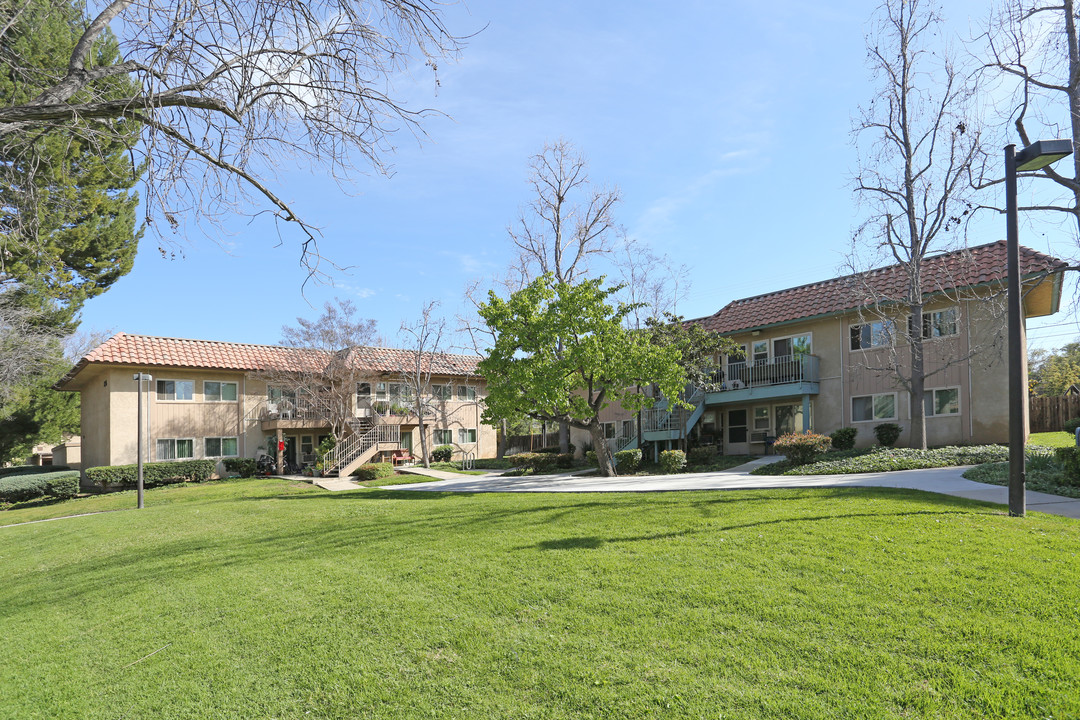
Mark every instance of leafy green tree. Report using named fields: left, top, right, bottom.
left=0, top=0, right=143, bottom=327
left=1029, top=342, right=1080, bottom=397
left=478, top=276, right=687, bottom=477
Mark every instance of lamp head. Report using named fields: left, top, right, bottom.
left=1015, top=139, right=1074, bottom=172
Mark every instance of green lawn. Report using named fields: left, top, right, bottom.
left=3, top=478, right=1079, bottom=719
left=1028, top=431, right=1076, bottom=448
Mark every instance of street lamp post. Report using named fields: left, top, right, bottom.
left=1004, top=139, right=1073, bottom=517
left=133, top=373, right=153, bottom=509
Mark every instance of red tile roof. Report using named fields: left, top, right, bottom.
left=56, top=334, right=481, bottom=388
left=690, top=241, right=1066, bottom=335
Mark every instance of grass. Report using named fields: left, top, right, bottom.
left=2, top=479, right=1079, bottom=719
left=753, top=446, right=1009, bottom=476
left=963, top=461, right=1080, bottom=499
left=1028, top=431, right=1077, bottom=449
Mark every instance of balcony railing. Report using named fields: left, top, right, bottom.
left=716, top=354, right=819, bottom=392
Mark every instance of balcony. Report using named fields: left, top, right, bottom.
left=705, top=354, right=820, bottom=404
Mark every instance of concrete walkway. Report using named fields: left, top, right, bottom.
left=379, top=456, right=1080, bottom=519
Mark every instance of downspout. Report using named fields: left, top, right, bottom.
left=839, top=317, right=845, bottom=427
left=241, top=375, right=247, bottom=458
left=966, top=300, right=974, bottom=441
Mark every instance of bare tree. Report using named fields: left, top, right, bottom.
left=0, top=297, right=63, bottom=410
left=977, top=0, right=1080, bottom=243
left=851, top=0, right=981, bottom=449
left=397, top=300, right=447, bottom=468
left=614, top=234, right=690, bottom=331
left=0, top=0, right=462, bottom=274
left=264, top=298, right=379, bottom=447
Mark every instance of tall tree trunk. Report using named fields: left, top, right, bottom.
left=589, top=423, right=617, bottom=477
left=497, top=418, right=507, bottom=459
left=559, top=421, right=570, bottom=454
left=910, top=301, right=927, bottom=450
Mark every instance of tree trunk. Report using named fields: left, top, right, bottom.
left=416, top=400, right=430, bottom=468
left=559, top=421, right=570, bottom=454
left=910, top=302, right=927, bottom=450
left=589, top=423, right=617, bottom=477
left=497, top=418, right=507, bottom=459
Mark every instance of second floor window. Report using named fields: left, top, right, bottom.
left=457, top=385, right=477, bottom=400
left=911, top=308, right=958, bottom=339
left=356, top=382, right=371, bottom=402
left=430, top=385, right=452, bottom=400
left=850, top=320, right=893, bottom=351
left=157, top=380, right=193, bottom=401
left=204, top=381, right=237, bottom=402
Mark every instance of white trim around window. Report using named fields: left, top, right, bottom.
left=156, top=438, right=195, bottom=460
left=433, top=428, right=453, bottom=445
left=203, top=380, right=238, bottom=402
left=912, top=387, right=961, bottom=417
left=204, top=436, right=239, bottom=457
left=156, top=379, right=194, bottom=401
left=851, top=393, right=898, bottom=422
left=849, top=320, right=894, bottom=351
left=457, top=428, right=477, bottom=444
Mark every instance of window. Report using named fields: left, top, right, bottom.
left=301, top=435, right=314, bottom=463
left=773, top=333, right=812, bottom=360
left=754, top=406, right=770, bottom=430
left=157, top=438, right=194, bottom=460
left=375, top=382, right=388, bottom=400
left=356, top=382, right=371, bottom=402
left=922, top=387, right=960, bottom=417
left=621, top=419, right=633, bottom=438
left=430, top=384, right=452, bottom=400
left=267, top=387, right=296, bottom=403
left=601, top=422, right=616, bottom=439
left=457, top=385, right=477, bottom=400
left=922, top=308, right=958, bottom=338
left=157, top=380, right=193, bottom=401
left=775, top=403, right=806, bottom=436
left=204, top=437, right=238, bottom=457
left=727, top=345, right=746, bottom=366
left=458, top=428, right=477, bottom=443
left=388, top=383, right=413, bottom=401
left=852, top=393, right=897, bottom=422
left=850, top=321, right=893, bottom=351
left=752, top=340, right=769, bottom=365
left=433, top=429, right=453, bottom=445
left=204, top=381, right=237, bottom=402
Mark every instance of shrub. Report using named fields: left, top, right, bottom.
left=874, top=423, right=903, bottom=447
left=0, top=471, right=80, bottom=503
left=687, top=446, right=717, bottom=466
left=1054, top=447, right=1080, bottom=486
left=508, top=452, right=558, bottom=472
left=614, top=448, right=642, bottom=472
left=222, top=458, right=258, bottom=477
left=830, top=427, right=858, bottom=451
left=351, top=462, right=395, bottom=482
left=659, top=450, right=686, bottom=474
left=0, top=465, right=71, bottom=478
left=1064, top=417, right=1080, bottom=435
left=555, top=453, right=576, bottom=469
left=773, top=432, right=833, bottom=465
left=85, top=460, right=216, bottom=489
left=430, top=444, right=453, bottom=462
left=585, top=450, right=598, bottom=466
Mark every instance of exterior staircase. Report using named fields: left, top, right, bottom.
left=641, top=385, right=707, bottom=443
left=323, top=423, right=401, bottom=477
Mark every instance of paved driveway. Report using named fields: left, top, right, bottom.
left=385, top=459, right=1080, bottom=519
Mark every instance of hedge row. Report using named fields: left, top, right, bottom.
left=508, top=452, right=574, bottom=471
left=0, top=465, right=71, bottom=478
left=85, top=460, right=216, bottom=489
left=351, top=462, right=395, bottom=482
left=222, top=458, right=258, bottom=477
left=0, top=471, right=79, bottom=504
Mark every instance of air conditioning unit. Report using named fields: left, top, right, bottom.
left=730, top=379, right=745, bottom=390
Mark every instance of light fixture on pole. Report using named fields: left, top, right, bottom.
left=133, top=373, right=153, bottom=509
left=1004, top=139, right=1073, bottom=517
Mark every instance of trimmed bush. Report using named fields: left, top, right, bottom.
left=614, top=448, right=642, bottom=472
left=430, top=445, right=453, bottom=462
left=1064, top=417, right=1080, bottom=436
left=555, top=453, right=576, bottom=469
left=830, top=427, right=858, bottom=451
left=0, top=465, right=71, bottom=478
left=85, top=460, right=216, bottom=489
left=351, top=462, right=395, bottom=482
left=0, top=470, right=80, bottom=503
left=508, top=453, right=558, bottom=473
left=773, top=432, right=833, bottom=465
left=1054, top=447, right=1080, bottom=486
left=874, top=423, right=903, bottom=447
left=222, top=458, right=258, bottom=477
left=659, top=450, right=687, bottom=474
left=585, top=450, right=598, bottom=466
left=687, top=446, right=717, bottom=466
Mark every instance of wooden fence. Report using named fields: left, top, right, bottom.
left=1028, top=394, right=1080, bottom=433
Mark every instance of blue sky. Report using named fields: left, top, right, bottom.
left=78, top=0, right=1080, bottom=354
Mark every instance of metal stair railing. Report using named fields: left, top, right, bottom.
left=642, top=385, right=705, bottom=434
left=324, top=424, right=400, bottom=474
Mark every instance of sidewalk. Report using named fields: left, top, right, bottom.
left=379, top=457, right=1080, bottom=519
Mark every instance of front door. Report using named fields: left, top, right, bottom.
left=283, top=436, right=298, bottom=470
left=726, top=409, right=748, bottom=455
